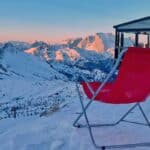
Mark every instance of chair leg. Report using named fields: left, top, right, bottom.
left=73, top=100, right=93, bottom=128
left=73, top=86, right=139, bottom=128
left=75, top=83, right=99, bottom=147
left=122, top=103, right=150, bottom=127
left=73, top=83, right=94, bottom=127
left=74, top=84, right=150, bottom=149
left=74, top=104, right=138, bottom=128
left=138, top=103, right=150, bottom=127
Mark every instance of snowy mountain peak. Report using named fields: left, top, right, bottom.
left=31, top=41, right=49, bottom=48
left=2, top=42, right=14, bottom=49
left=62, top=38, right=82, bottom=48
left=55, top=48, right=80, bottom=62
left=1, top=42, right=20, bottom=54
left=96, top=32, right=115, bottom=50
left=77, top=34, right=105, bottom=52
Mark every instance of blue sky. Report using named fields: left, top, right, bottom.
left=0, top=0, right=150, bottom=42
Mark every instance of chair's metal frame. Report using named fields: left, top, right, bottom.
left=73, top=49, right=150, bottom=149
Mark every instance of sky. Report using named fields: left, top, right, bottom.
left=0, top=0, right=150, bottom=42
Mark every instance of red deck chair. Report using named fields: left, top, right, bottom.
left=73, top=47, right=150, bottom=149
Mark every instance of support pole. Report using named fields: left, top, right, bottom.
left=147, top=34, right=150, bottom=48
left=135, top=33, right=139, bottom=47
left=115, top=30, right=119, bottom=59
left=120, top=32, right=124, bottom=51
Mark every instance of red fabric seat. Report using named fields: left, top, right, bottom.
left=81, top=47, right=150, bottom=104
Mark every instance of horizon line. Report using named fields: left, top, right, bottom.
left=0, top=31, right=115, bottom=43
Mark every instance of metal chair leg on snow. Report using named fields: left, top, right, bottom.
left=73, top=84, right=139, bottom=128
left=73, top=102, right=139, bottom=128
left=73, top=49, right=128, bottom=128
left=137, top=103, right=150, bottom=127
left=74, top=84, right=150, bottom=149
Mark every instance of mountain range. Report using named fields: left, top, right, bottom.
left=0, top=32, right=134, bottom=120
left=0, top=32, right=133, bottom=82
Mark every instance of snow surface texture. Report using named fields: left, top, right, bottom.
left=0, top=43, right=68, bottom=119
left=1, top=32, right=148, bottom=150
left=0, top=83, right=150, bottom=150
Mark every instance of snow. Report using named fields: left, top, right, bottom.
left=0, top=82, right=150, bottom=150
left=3, top=41, right=31, bottom=51
left=77, top=34, right=105, bottom=52
left=55, top=48, right=80, bottom=62
left=25, top=47, right=40, bottom=55
left=0, top=33, right=148, bottom=150
left=96, top=33, right=115, bottom=51
left=0, top=44, right=66, bottom=81
left=55, top=51, right=64, bottom=61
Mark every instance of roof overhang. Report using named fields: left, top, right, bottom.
left=113, top=16, right=150, bottom=33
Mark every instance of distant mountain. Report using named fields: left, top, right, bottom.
left=0, top=32, right=133, bottom=81
left=3, top=41, right=31, bottom=51
left=60, top=32, right=133, bottom=53
left=1, top=32, right=132, bottom=64
left=77, top=33, right=113, bottom=52
left=23, top=32, right=118, bottom=62
left=0, top=41, right=111, bottom=119
left=0, top=32, right=129, bottom=120
left=0, top=42, right=69, bottom=120
left=0, top=43, right=66, bottom=81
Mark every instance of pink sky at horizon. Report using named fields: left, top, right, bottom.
left=0, top=29, right=114, bottom=43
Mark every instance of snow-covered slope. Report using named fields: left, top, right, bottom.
left=1, top=32, right=132, bottom=82
left=0, top=32, right=132, bottom=107
left=0, top=82, right=150, bottom=150
left=0, top=43, right=67, bottom=105
left=0, top=32, right=149, bottom=150
left=0, top=43, right=65, bottom=80
left=0, top=33, right=115, bottom=121
left=55, top=48, right=80, bottom=61
left=1, top=32, right=129, bottom=85
left=2, top=41, right=31, bottom=51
